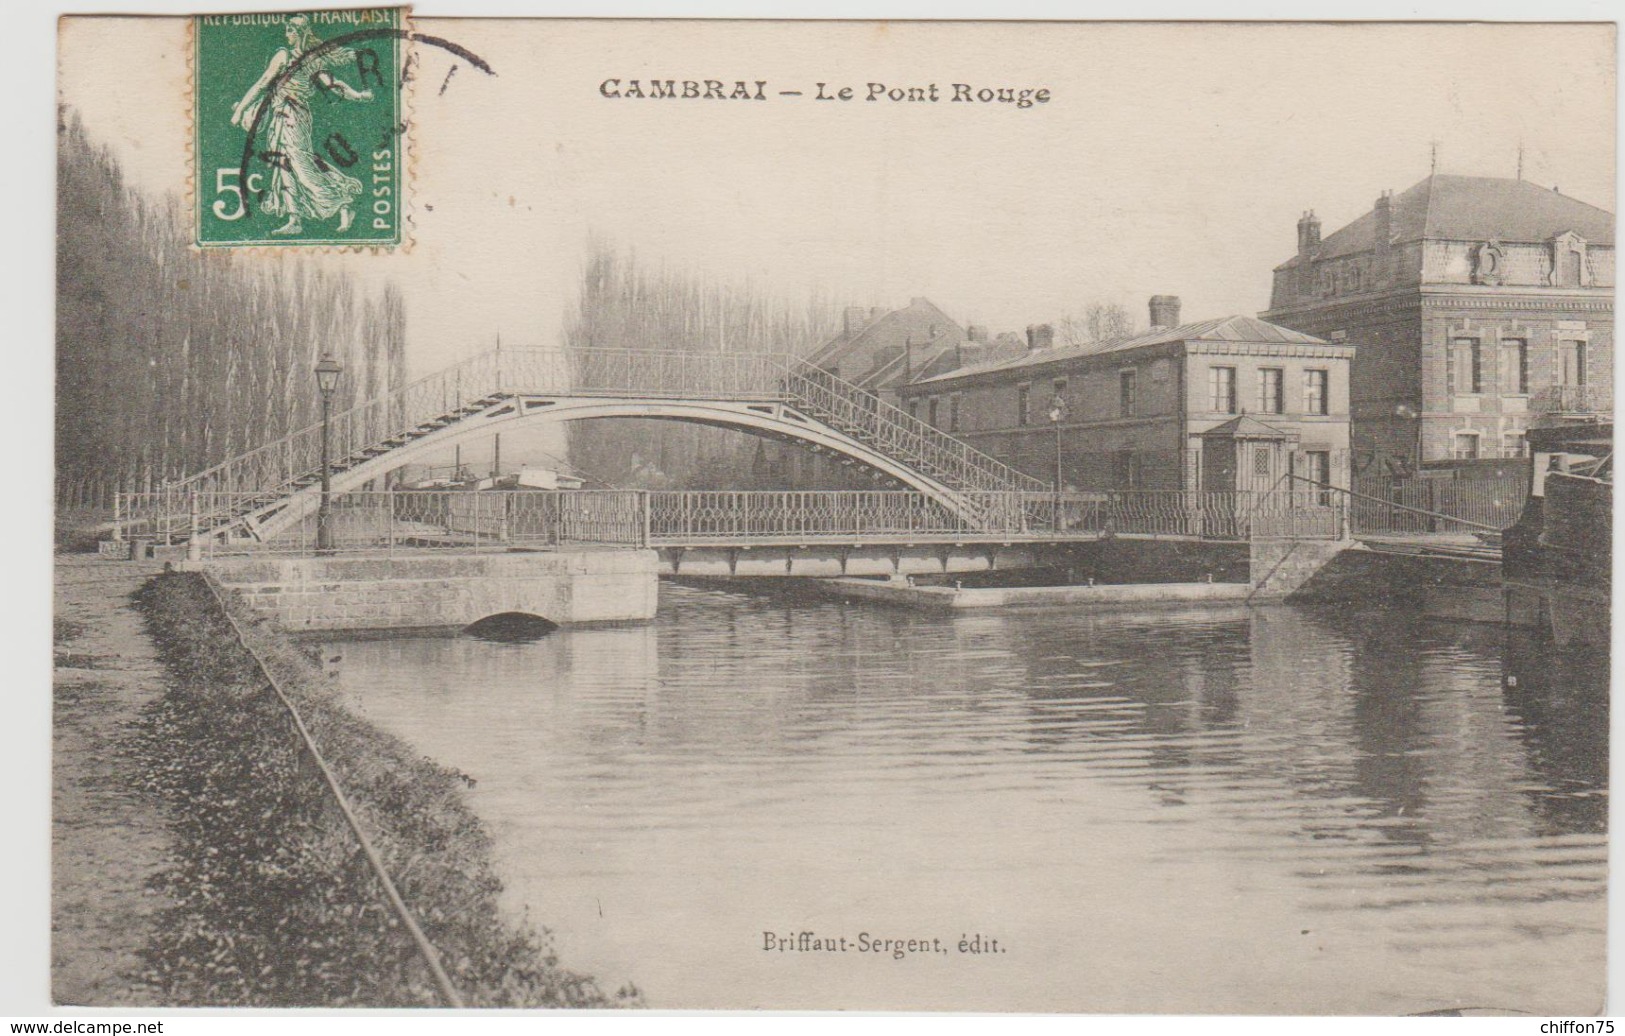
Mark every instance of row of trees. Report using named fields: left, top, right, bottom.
left=57, top=109, right=406, bottom=495
left=561, top=243, right=842, bottom=489
left=560, top=246, right=1145, bottom=489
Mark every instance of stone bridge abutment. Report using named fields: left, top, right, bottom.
left=196, top=550, right=659, bottom=634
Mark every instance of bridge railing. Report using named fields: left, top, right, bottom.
left=118, top=487, right=1350, bottom=557
left=512, top=348, right=788, bottom=399
left=170, top=346, right=1047, bottom=509
left=124, top=489, right=646, bottom=557
left=648, top=490, right=980, bottom=541
left=646, top=489, right=1345, bottom=542
left=126, top=488, right=1016, bottom=551
left=172, top=350, right=519, bottom=503
left=779, top=364, right=1049, bottom=496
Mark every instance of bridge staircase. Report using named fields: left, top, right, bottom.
left=774, top=364, right=1046, bottom=499
left=139, top=347, right=1044, bottom=548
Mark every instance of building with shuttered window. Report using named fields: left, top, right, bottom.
left=897, top=296, right=1354, bottom=493
left=1261, top=174, right=1613, bottom=475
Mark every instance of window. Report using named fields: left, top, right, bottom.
left=1016, top=383, right=1031, bottom=427
left=928, top=397, right=940, bottom=428
left=1557, top=341, right=1588, bottom=387
left=1119, top=370, right=1137, bottom=417
left=1453, top=433, right=1480, bottom=460
left=1502, top=432, right=1528, bottom=458
left=1209, top=366, right=1237, bottom=414
left=1451, top=337, right=1482, bottom=395
left=949, top=394, right=961, bottom=433
left=1501, top=339, right=1529, bottom=395
left=1113, top=450, right=1138, bottom=489
left=1304, top=450, right=1331, bottom=504
left=1303, top=369, right=1329, bottom=415
left=1258, top=368, right=1284, bottom=415
left=1253, top=447, right=1273, bottom=477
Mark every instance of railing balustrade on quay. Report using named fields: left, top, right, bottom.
left=1348, top=474, right=1527, bottom=535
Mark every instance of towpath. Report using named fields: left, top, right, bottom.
left=52, top=556, right=170, bottom=1006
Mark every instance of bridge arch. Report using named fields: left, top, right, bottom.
left=245, top=394, right=976, bottom=540
left=349, top=397, right=959, bottom=497
left=464, top=612, right=559, bottom=641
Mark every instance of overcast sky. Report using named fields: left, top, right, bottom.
left=60, top=18, right=1616, bottom=374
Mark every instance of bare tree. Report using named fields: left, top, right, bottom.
left=562, top=241, right=842, bottom=489
left=1057, top=302, right=1138, bottom=349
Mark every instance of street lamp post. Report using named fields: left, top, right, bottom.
left=1048, top=394, right=1068, bottom=530
left=315, top=353, right=343, bottom=553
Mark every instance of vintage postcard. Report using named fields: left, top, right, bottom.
left=46, top=11, right=1613, bottom=1019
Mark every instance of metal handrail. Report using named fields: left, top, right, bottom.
left=777, top=362, right=1048, bottom=496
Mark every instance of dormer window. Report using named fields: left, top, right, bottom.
left=1549, top=231, right=1589, bottom=287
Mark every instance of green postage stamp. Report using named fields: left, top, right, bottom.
left=193, top=9, right=405, bottom=248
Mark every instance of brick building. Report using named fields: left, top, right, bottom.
left=897, top=296, right=1354, bottom=493
left=1261, top=174, right=1614, bottom=475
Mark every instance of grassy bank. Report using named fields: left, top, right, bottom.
left=132, top=571, right=634, bottom=1008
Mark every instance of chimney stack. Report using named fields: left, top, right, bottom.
left=1025, top=323, right=1055, bottom=352
left=1373, top=190, right=1393, bottom=256
left=966, top=324, right=988, bottom=344
left=1148, top=295, right=1181, bottom=329
left=1296, top=210, right=1322, bottom=255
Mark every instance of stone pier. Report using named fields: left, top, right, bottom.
left=198, top=550, right=660, bottom=633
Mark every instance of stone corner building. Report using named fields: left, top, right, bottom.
left=897, top=296, right=1355, bottom=495
left=1261, top=174, right=1614, bottom=475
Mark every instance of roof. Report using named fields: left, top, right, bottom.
left=805, top=297, right=963, bottom=371
left=1282, top=174, right=1615, bottom=268
left=1199, top=414, right=1299, bottom=440
left=908, top=315, right=1331, bottom=387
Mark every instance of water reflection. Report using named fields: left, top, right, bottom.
left=330, top=585, right=1606, bottom=1014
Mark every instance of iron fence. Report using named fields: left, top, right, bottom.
left=1349, top=474, right=1527, bottom=534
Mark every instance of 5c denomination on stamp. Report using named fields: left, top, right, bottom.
left=193, top=9, right=405, bottom=248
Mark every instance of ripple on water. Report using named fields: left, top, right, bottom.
left=327, top=585, right=1606, bottom=1014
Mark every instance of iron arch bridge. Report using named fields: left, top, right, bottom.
left=140, top=347, right=1048, bottom=548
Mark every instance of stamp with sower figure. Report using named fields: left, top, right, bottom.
left=194, top=9, right=405, bottom=248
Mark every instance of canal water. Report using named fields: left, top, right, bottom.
left=326, top=584, right=1607, bottom=1013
